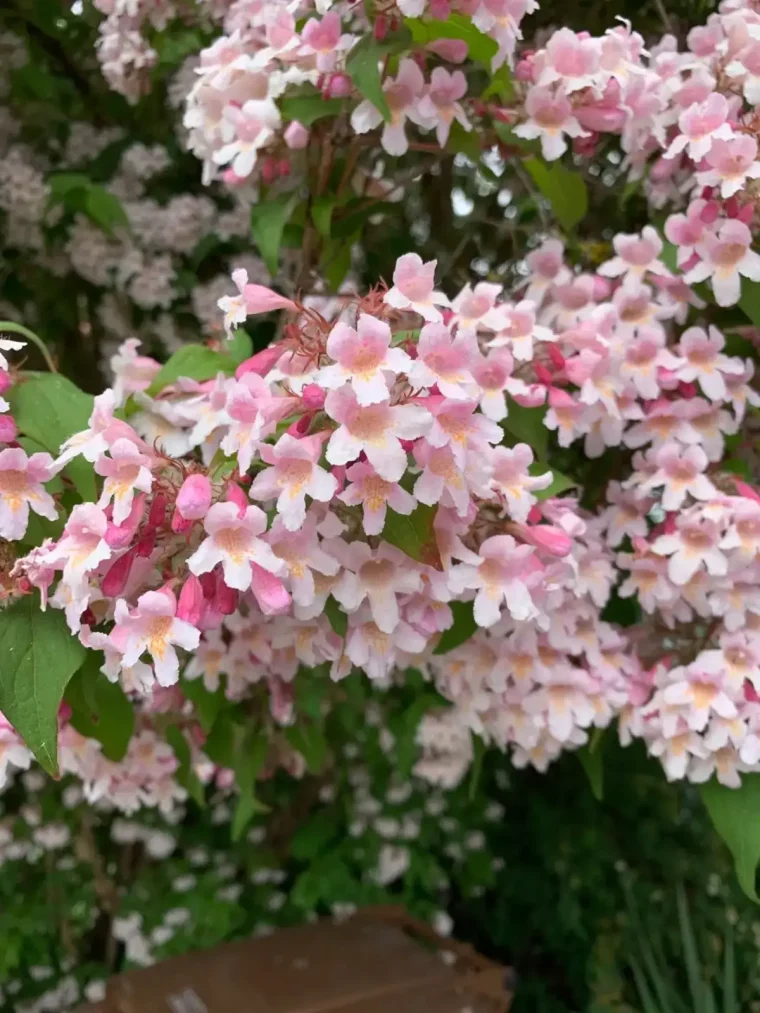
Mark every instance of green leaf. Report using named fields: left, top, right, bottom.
left=346, top=36, right=391, bottom=121
left=532, top=463, right=576, bottom=500
left=291, top=810, right=338, bottom=861
left=446, top=121, right=480, bottom=161
left=6, top=372, right=95, bottom=501
left=739, top=279, right=760, bottom=326
left=84, top=186, right=129, bottom=235
left=165, top=726, right=205, bottom=807
left=676, top=884, right=705, bottom=1013
left=48, top=173, right=90, bottom=202
left=181, top=676, right=226, bottom=734
left=701, top=775, right=760, bottom=901
left=382, top=504, right=442, bottom=570
left=65, top=654, right=134, bottom=762
left=280, top=93, right=345, bottom=126
left=502, top=401, right=549, bottom=458
left=324, top=595, right=347, bottom=638
left=146, top=344, right=236, bottom=396
left=203, top=711, right=239, bottom=769
left=406, top=14, right=497, bottom=67
left=481, top=65, right=514, bottom=102
left=577, top=728, right=605, bottom=802
left=312, top=195, right=335, bottom=238
left=285, top=722, right=328, bottom=775
left=524, top=157, right=588, bottom=232
left=434, top=601, right=477, bottom=655
left=251, top=193, right=299, bottom=275
left=231, top=730, right=268, bottom=841
left=0, top=594, right=86, bottom=775
left=226, top=328, right=253, bottom=366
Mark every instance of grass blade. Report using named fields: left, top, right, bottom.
left=630, top=955, right=664, bottom=1013
left=676, top=883, right=704, bottom=1013
left=723, top=926, right=736, bottom=1013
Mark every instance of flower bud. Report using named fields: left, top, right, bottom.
left=177, top=574, right=204, bottom=626
left=0, top=414, right=17, bottom=443
left=284, top=121, right=310, bottom=150
left=102, top=550, right=135, bottom=597
left=176, top=474, right=212, bottom=521
left=327, top=72, right=352, bottom=97
left=301, top=383, right=326, bottom=411
left=0, top=370, right=11, bottom=395
left=243, top=285, right=297, bottom=316
left=225, top=481, right=248, bottom=517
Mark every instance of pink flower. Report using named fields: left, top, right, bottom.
left=109, top=340, right=161, bottom=406
left=221, top=373, right=294, bottom=474
left=300, top=12, right=353, bottom=73
left=537, top=28, right=601, bottom=93
left=332, top=542, right=421, bottom=633
left=113, top=590, right=200, bottom=687
left=56, top=390, right=144, bottom=469
left=351, top=58, right=433, bottom=157
left=470, top=350, right=525, bottom=422
left=449, top=534, right=539, bottom=627
left=598, top=227, right=670, bottom=285
left=266, top=517, right=340, bottom=608
left=187, top=501, right=285, bottom=591
left=652, top=516, right=727, bottom=585
left=43, top=504, right=112, bottom=584
left=324, top=385, right=431, bottom=481
left=726, top=42, right=760, bottom=105
left=413, top=441, right=472, bottom=516
left=384, top=253, right=449, bottom=322
left=488, top=300, right=554, bottom=360
left=338, top=460, right=416, bottom=535
left=407, top=323, right=475, bottom=399
left=218, top=269, right=296, bottom=337
left=213, top=99, right=281, bottom=179
left=674, top=325, right=745, bottom=400
left=318, top=314, right=412, bottom=405
left=525, top=239, right=570, bottom=304
left=696, top=135, right=760, bottom=198
left=95, top=439, right=154, bottom=526
left=686, top=219, right=760, bottom=307
left=514, top=86, right=589, bottom=161
left=417, top=67, right=470, bottom=146
left=425, top=397, right=502, bottom=466
left=489, top=444, right=552, bottom=522
left=642, top=443, right=716, bottom=510
left=0, top=448, right=57, bottom=541
left=450, top=282, right=504, bottom=334
left=664, top=199, right=708, bottom=266
left=620, top=327, right=683, bottom=400
left=664, top=93, right=733, bottom=162
left=249, top=433, right=338, bottom=531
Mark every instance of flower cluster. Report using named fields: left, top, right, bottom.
left=181, top=0, right=537, bottom=184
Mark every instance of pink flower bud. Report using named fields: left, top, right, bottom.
left=301, top=383, right=326, bottom=411
left=148, top=492, right=166, bottom=529
left=134, top=529, right=156, bottom=557
left=176, top=474, right=212, bottom=520
left=327, top=73, right=352, bottom=98
left=177, top=574, right=204, bottom=626
left=105, top=494, right=145, bottom=548
left=735, top=479, right=760, bottom=505
left=225, top=481, right=248, bottom=517
left=171, top=508, right=193, bottom=535
left=592, top=276, right=612, bottom=301
left=278, top=159, right=291, bottom=178
left=58, top=701, right=72, bottom=723
left=261, top=157, right=278, bottom=185
left=373, top=14, right=387, bottom=40
left=430, top=0, right=451, bottom=16
left=284, top=121, right=310, bottom=149
left=700, top=200, right=719, bottom=224
left=521, top=524, right=573, bottom=557
left=0, top=415, right=17, bottom=443
left=222, top=168, right=247, bottom=186
left=236, top=344, right=283, bottom=379
left=0, top=370, right=11, bottom=395
left=214, top=569, right=238, bottom=615
left=102, top=550, right=135, bottom=597
left=243, top=285, right=297, bottom=316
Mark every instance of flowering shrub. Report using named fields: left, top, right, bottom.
left=4, top=0, right=760, bottom=914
